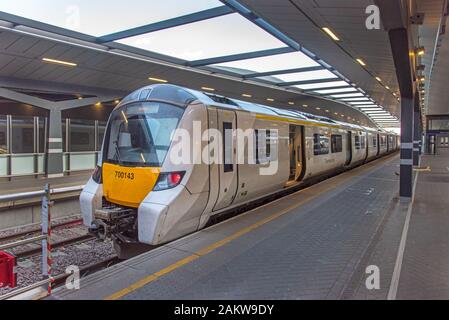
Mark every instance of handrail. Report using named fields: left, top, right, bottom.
left=0, top=185, right=85, bottom=203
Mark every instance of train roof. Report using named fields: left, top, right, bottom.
left=116, top=84, right=396, bottom=135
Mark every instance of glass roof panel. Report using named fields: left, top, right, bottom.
left=331, top=93, right=364, bottom=98
left=211, top=52, right=319, bottom=75
left=294, top=81, right=349, bottom=90
left=117, top=13, right=286, bottom=61
left=340, top=97, right=370, bottom=101
left=268, top=69, right=338, bottom=83
left=315, top=87, right=358, bottom=94
left=0, top=0, right=223, bottom=36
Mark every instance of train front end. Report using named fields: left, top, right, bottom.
left=79, top=85, right=199, bottom=256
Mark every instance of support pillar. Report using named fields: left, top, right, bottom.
left=400, top=97, right=414, bottom=199
left=46, top=110, right=64, bottom=178
left=413, top=110, right=421, bottom=166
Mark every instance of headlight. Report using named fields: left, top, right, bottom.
left=153, top=171, right=185, bottom=191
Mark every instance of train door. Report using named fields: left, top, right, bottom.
left=288, top=125, right=303, bottom=181
left=345, top=131, right=352, bottom=165
left=213, top=109, right=238, bottom=211
left=377, top=134, right=380, bottom=156
left=436, top=134, right=449, bottom=155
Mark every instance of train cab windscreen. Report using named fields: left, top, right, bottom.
left=104, top=102, right=184, bottom=167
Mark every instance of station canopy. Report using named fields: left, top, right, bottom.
left=0, top=0, right=398, bottom=128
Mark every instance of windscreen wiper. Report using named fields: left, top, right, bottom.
left=113, top=140, right=122, bottom=164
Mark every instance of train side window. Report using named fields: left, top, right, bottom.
left=373, top=137, right=377, bottom=148
left=223, top=122, right=233, bottom=172
left=254, top=129, right=268, bottom=164
left=360, top=135, right=366, bottom=149
left=314, top=134, right=330, bottom=155
left=266, top=130, right=271, bottom=160
left=355, top=135, right=361, bottom=149
left=331, top=135, right=342, bottom=153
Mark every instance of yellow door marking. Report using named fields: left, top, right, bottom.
left=104, top=155, right=397, bottom=300
left=413, top=166, right=431, bottom=172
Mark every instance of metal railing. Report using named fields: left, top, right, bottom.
left=0, top=185, right=85, bottom=203
left=0, top=184, right=85, bottom=300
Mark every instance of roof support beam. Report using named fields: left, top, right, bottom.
left=189, top=47, right=294, bottom=67
left=98, top=6, right=234, bottom=43
left=278, top=78, right=341, bottom=87
left=243, top=66, right=325, bottom=79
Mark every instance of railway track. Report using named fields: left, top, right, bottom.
left=15, top=234, right=95, bottom=258
left=0, top=218, right=83, bottom=243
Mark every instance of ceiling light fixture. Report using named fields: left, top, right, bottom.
left=42, top=57, right=77, bottom=67
left=148, top=77, right=168, bottom=83
left=322, top=27, right=340, bottom=41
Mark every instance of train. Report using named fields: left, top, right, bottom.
left=80, top=84, right=399, bottom=258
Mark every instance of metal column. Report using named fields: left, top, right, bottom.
left=400, top=97, right=414, bottom=199
left=413, top=110, right=421, bottom=166
left=46, top=110, right=64, bottom=178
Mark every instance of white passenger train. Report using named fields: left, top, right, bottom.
left=80, top=84, right=399, bottom=257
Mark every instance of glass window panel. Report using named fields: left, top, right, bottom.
left=315, top=87, right=358, bottom=94
left=212, top=52, right=319, bottom=75
left=294, top=81, right=349, bottom=90
left=0, top=0, right=223, bottom=36
left=0, top=116, right=7, bottom=154
left=118, top=13, right=286, bottom=61
left=38, top=117, right=46, bottom=153
left=268, top=69, right=338, bottom=83
left=70, top=119, right=95, bottom=152
left=429, top=119, right=449, bottom=130
left=62, top=119, right=67, bottom=152
left=12, top=116, right=34, bottom=154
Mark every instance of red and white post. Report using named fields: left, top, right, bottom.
left=41, top=184, right=53, bottom=295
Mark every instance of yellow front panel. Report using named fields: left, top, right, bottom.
left=102, top=163, right=161, bottom=208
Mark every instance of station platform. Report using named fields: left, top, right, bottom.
left=0, top=172, right=91, bottom=196
left=51, top=153, right=449, bottom=300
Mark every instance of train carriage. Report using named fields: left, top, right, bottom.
left=80, top=84, right=399, bottom=258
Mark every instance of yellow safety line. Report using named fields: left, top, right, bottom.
left=104, top=155, right=396, bottom=300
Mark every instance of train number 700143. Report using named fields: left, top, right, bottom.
left=114, top=171, right=135, bottom=180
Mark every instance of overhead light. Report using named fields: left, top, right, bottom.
left=325, top=110, right=330, bottom=113
left=385, top=86, right=390, bottom=90
left=288, top=102, right=295, bottom=105
left=242, top=93, right=252, bottom=98
left=334, top=112, right=338, bottom=115
left=316, top=107, right=321, bottom=110
left=415, top=46, right=425, bottom=56
left=375, top=77, right=382, bottom=82
left=322, top=27, right=340, bottom=41
left=115, top=100, right=120, bottom=104
left=419, top=76, right=425, bottom=82
left=77, top=96, right=83, bottom=100
left=302, top=104, right=308, bottom=108
left=201, top=86, right=215, bottom=92
left=42, top=57, right=77, bottom=67
left=95, top=102, right=101, bottom=107
left=148, top=77, right=168, bottom=83
left=356, top=59, right=366, bottom=66
left=267, top=98, right=275, bottom=102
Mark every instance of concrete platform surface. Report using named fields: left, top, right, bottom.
left=53, top=154, right=413, bottom=300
